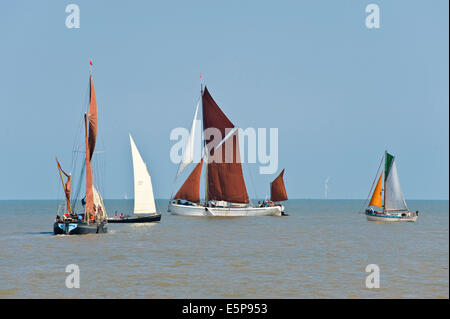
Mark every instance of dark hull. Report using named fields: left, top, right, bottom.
left=107, top=214, right=161, bottom=223
left=53, top=221, right=108, bottom=235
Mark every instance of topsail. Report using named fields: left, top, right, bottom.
left=176, top=99, right=200, bottom=178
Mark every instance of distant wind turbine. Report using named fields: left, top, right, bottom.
left=324, top=177, right=330, bottom=199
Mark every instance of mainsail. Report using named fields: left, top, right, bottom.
left=368, top=172, right=383, bottom=208
left=88, top=75, right=98, bottom=160
left=84, top=114, right=94, bottom=218
left=84, top=75, right=98, bottom=219
left=270, top=169, right=288, bottom=202
left=174, top=158, right=203, bottom=203
left=384, top=153, right=408, bottom=211
left=202, top=87, right=249, bottom=204
left=130, top=134, right=157, bottom=215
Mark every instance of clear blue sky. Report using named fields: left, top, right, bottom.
left=0, top=1, right=448, bottom=200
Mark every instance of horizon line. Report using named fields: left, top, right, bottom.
left=0, top=198, right=448, bottom=201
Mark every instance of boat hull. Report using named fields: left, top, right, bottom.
left=168, top=202, right=282, bottom=217
left=53, top=221, right=108, bottom=235
left=107, top=214, right=161, bottom=223
left=365, top=211, right=418, bottom=222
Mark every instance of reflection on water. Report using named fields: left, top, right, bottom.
left=0, top=199, right=448, bottom=298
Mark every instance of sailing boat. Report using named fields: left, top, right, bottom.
left=53, top=68, right=108, bottom=234
left=365, top=151, right=418, bottom=222
left=269, top=169, right=289, bottom=215
left=168, top=86, right=282, bottom=217
left=108, top=134, right=161, bottom=223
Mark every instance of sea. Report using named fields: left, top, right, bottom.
left=0, top=199, right=448, bottom=299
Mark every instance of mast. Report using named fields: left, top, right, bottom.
left=201, top=85, right=208, bottom=205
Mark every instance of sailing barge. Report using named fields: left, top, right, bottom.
left=365, top=151, right=418, bottom=222
left=168, top=86, right=287, bottom=217
left=53, top=67, right=108, bottom=234
left=108, top=135, right=161, bottom=223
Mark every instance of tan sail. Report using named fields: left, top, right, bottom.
left=56, top=157, right=72, bottom=213
left=202, top=87, right=249, bottom=204
left=369, top=172, right=383, bottom=208
left=88, top=75, right=98, bottom=160
left=270, top=169, right=288, bottom=202
left=174, top=159, right=203, bottom=203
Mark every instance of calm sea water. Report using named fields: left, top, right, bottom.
left=0, top=199, right=447, bottom=298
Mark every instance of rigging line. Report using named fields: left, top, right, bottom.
left=72, top=161, right=86, bottom=212
left=360, top=154, right=384, bottom=213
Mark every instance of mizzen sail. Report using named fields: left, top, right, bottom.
left=270, top=169, right=288, bottom=202
left=130, top=134, right=157, bottom=215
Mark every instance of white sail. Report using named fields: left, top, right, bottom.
left=129, top=134, right=157, bottom=215
left=93, top=185, right=107, bottom=218
left=384, top=159, right=408, bottom=211
left=176, top=99, right=200, bottom=178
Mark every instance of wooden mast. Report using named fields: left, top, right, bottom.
left=201, top=84, right=208, bottom=206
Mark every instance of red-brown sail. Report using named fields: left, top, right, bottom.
left=202, top=86, right=235, bottom=150
left=174, top=159, right=203, bottom=203
left=202, top=87, right=249, bottom=204
left=56, top=157, right=72, bottom=213
left=84, top=114, right=94, bottom=219
left=270, top=169, right=288, bottom=202
left=88, top=75, right=98, bottom=160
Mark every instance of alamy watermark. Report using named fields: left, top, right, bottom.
left=65, top=4, right=80, bottom=29
left=170, top=125, right=279, bottom=175
left=65, top=264, right=80, bottom=288
left=365, top=264, right=380, bottom=288
left=365, top=4, right=380, bottom=29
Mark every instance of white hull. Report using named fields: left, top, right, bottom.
left=168, top=202, right=282, bottom=217
left=365, top=211, right=418, bottom=222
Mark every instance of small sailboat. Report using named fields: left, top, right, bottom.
left=365, top=151, right=418, bottom=222
left=54, top=68, right=108, bottom=234
left=168, top=86, right=282, bottom=217
left=108, top=135, right=161, bottom=223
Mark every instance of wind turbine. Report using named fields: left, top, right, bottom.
left=324, top=177, right=330, bottom=199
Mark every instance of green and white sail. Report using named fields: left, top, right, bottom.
left=384, top=152, right=408, bottom=212
left=130, top=134, right=157, bottom=215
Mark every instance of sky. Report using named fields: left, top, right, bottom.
left=0, top=0, right=448, bottom=200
